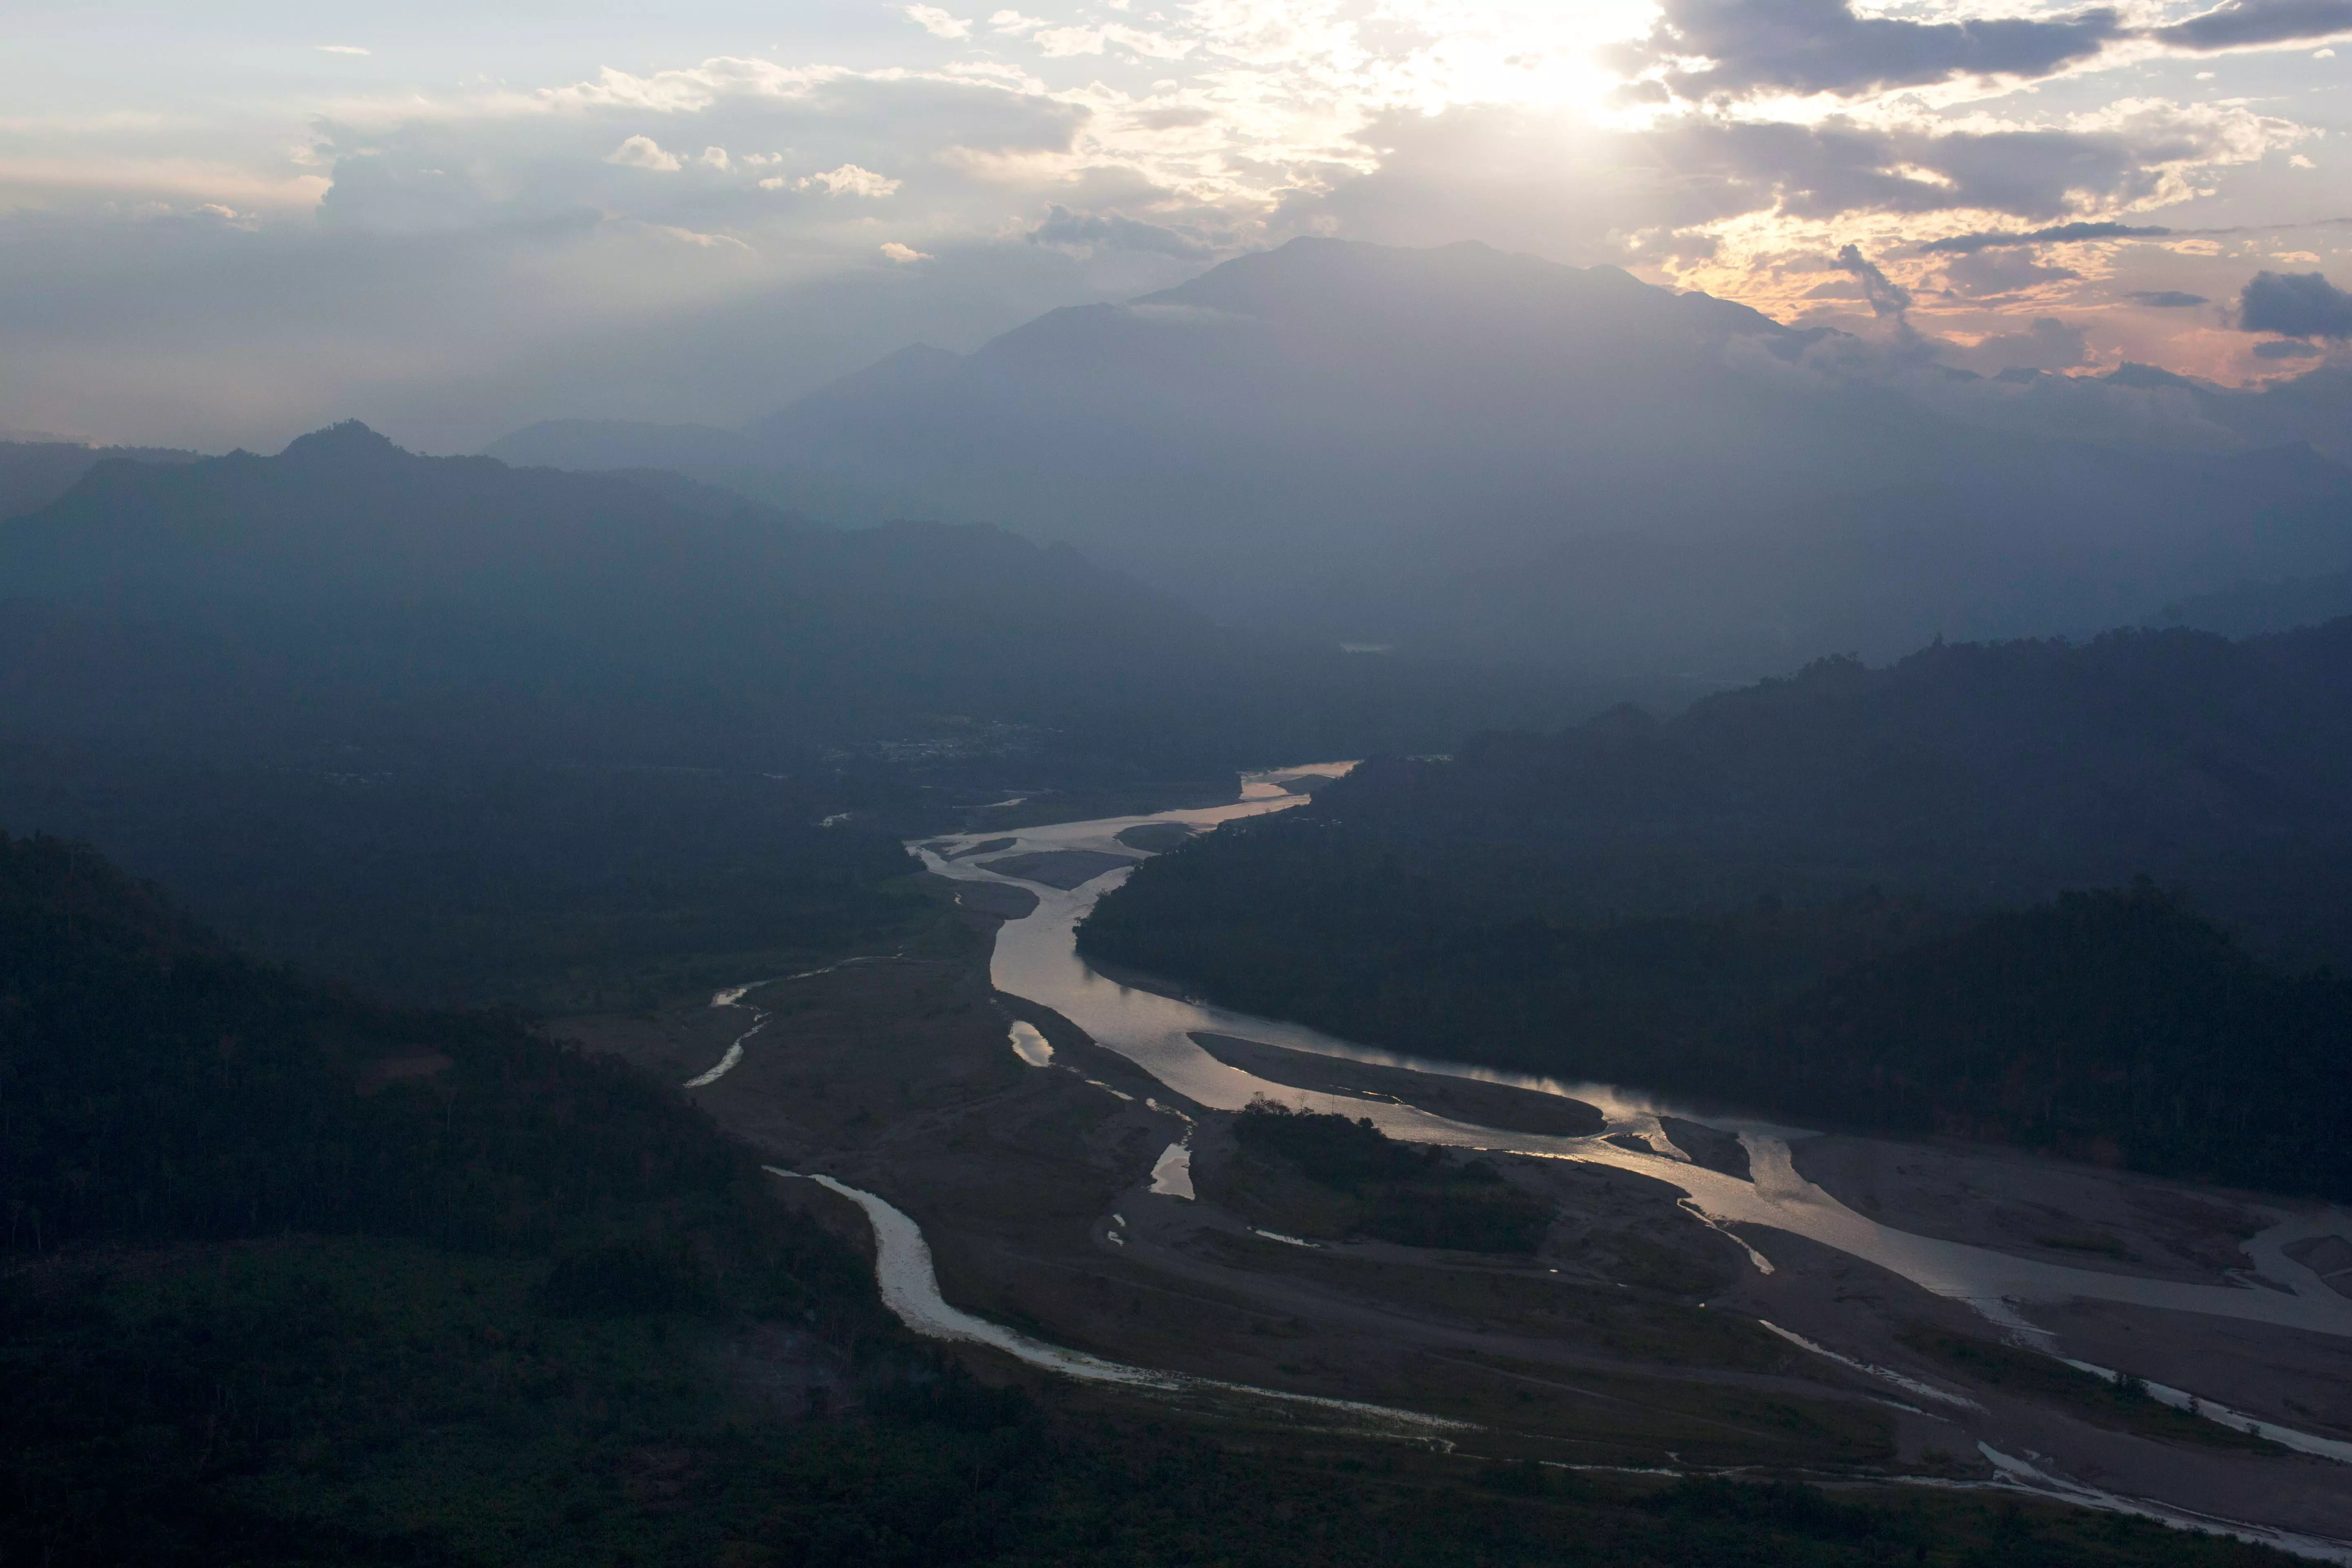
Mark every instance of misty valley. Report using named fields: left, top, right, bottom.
left=9, top=233, right=2352, bottom=1568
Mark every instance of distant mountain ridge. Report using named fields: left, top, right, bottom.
left=0, top=436, right=202, bottom=522
left=490, top=238, right=2352, bottom=691
left=0, top=420, right=1614, bottom=1000
left=1080, top=619, right=2352, bottom=1190
left=0, top=419, right=1597, bottom=768
left=1302, top=619, right=2352, bottom=959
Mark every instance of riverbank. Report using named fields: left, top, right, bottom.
left=898, top=780, right=2352, bottom=1553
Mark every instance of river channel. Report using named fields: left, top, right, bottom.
left=860, top=765, right=2352, bottom=1557
left=915, top=767, right=2352, bottom=1347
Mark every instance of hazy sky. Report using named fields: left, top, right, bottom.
left=4, top=0, right=2348, bottom=450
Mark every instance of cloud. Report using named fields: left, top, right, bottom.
left=2127, top=289, right=2210, bottom=306
left=1678, top=104, right=2295, bottom=226
left=8, top=1, right=2348, bottom=448
left=1920, top=220, right=2172, bottom=255
left=316, top=45, right=371, bottom=56
left=1615, top=0, right=2129, bottom=104
left=1028, top=204, right=1214, bottom=259
left=904, top=6, right=971, bottom=41
left=606, top=134, right=682, bottom=172
left=795, top=164, right=902, bottom=197
left=1614, top=0, right=2352, bottom=109
left=2252, top=337, right=2324, bottom=356
left=1942, top=248, right=2081, bottom=297
left=2149, top=0, right=2352, bottom=52
left=879, top=241, right=933, bottom=263
left=1834, top=243, right=1912, bottom=316
left=1954, top=316, right=2093, bottom=373
left=2238, top=269, right=2352, bottom=338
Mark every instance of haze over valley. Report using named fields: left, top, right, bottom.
left=9, top=3, right=2352, bottom=1564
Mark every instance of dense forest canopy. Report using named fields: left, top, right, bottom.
left=1300, top=622, right=2352, bottom=961
left=1082, top=623, right=2352, bottom=1199
left=0, top=828, right=805, bottom=1256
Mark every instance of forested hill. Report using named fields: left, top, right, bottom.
left=0, top=421, right=1595, bottom=771
left=1082, top=850, right=2352, bottom=1198
left=1080, top=622, right=2352, bottom=1196
left=0, top=436, right=201, bottom=523
left=0, top=827, right=817, bottom=1257
left=1308, top=622, right=2352, bottom=961
left=1752, top=889, right=2352, bottom=1191
left=0, top=423, right=1604, bottom=1005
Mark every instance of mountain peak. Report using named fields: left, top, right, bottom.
left=279, top=420, right=404, bottom=465
left=2103, top=362, right=2200, bottom=391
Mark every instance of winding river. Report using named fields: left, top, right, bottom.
left=749, top=766, right=2352, bottom=1558
left=914, top=768, right=2352, bottom=1349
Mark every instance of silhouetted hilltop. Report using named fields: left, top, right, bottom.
left=743, top=239, right=1938, bottom=619
left=482, top=417, right=908, bottom=522
left=2159, top=563, right=2352, bottom=637
left=0, top=437, right=200, bottom=522
left=1086, top=832, right=2352, bottom=1196
left=1306, top=622, right=2352, bottom=956
left=0, top=422, right=1604, bottom=1002
left=1086, top=623, right=2352, bottom=1190
left=493, top=241, right=2352, bottom=690
left=1083, top=618, right=2352, bottom=1182
left=1753, top=887, right=2352, bottom=1187
left=0, top=420, right=1588, bottom=768
left=592, top=236, right=2352, bottom=688
left=0, top=827, right=817, bottom=1256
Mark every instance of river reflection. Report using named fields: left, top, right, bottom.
left=918, top=767, right=2352, bottom=1345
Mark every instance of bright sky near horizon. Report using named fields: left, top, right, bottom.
left=3, top=0, right=2348, bottom=449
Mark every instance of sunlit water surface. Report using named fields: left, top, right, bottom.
left=917, top=768, right=2352, bottom=1347
left=820, top=766, right=2352, bottom=1557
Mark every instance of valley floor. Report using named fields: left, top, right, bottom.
left=555, top=875, right=2352, bottom=1558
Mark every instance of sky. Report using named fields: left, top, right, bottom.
left=2, top=0, right=2348, bottom=451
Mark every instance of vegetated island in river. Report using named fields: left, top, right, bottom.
left=1191, top=1032, right=1604, bottom=1138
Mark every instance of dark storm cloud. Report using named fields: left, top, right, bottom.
left=1941, top=249, right=2081, bottom=296
left=1028, top=205, right=1215, bottom=260
left=1615, top=0, right=2352, bottom=107
left=1614, top=0, right=2127, bottom=102
left=2238, top=270, right=2352, bottom=338
left=1281, top=102, right=2292, bottom=284
left=1692, top=116, right=2233, bottom=223
left=2150, top=0, right=2352, bottom=51
left=2127, top=290, right=2211, bottom=307
left=1920, top=221, right=2172, bottom=255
